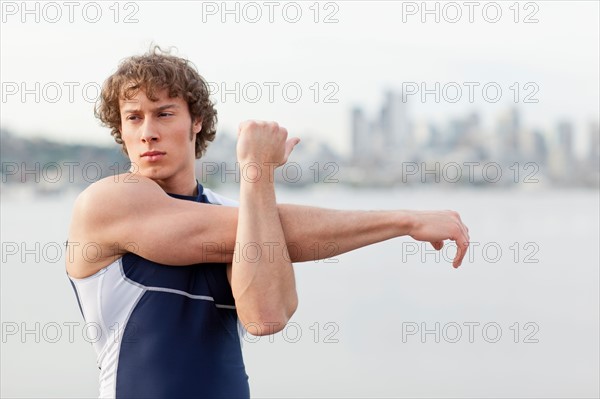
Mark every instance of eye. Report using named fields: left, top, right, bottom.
left=126, top=115, right=140, bottom=121
left=159, top=112, right=173, bottom=117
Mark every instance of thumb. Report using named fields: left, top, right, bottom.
left=283, top=137, right=300, bottom=162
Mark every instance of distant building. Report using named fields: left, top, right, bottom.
left=380, top=91, right=411, bottom=158
left=352, top=91, right=413, bottom=168
left=588, top=121, right=600, bottom=164
left=352, top=107, right=371, bottom=163
left=532, top=129, right=548, bottom=165
left=556, top=121, right=574, bottom=162
left=496, top=108, right=521, bottom=161
left=427, top=123, right=442, bottom=148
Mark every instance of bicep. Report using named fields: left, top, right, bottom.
left=81, top=177, right=238, bottom=266
left=120, top=200, right=238, bottom=265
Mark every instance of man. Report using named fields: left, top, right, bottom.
left=66, top=47, right=469, bottom=398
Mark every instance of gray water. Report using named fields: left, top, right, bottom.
left=1, top=187, right=598, bottom=398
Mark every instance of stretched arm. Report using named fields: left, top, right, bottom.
left=68, top=177, right=469, bottom=273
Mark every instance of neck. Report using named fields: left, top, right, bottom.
left=154, top=176, right=198, bottom=196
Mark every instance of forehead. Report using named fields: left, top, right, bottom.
left=119, top=88, right=185, bottom=109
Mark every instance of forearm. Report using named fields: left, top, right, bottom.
left=207, top=204, right=414, bottom=264
left=278, top=204, right=415, bottom=262
left=231, top=177, right=298, bottom=333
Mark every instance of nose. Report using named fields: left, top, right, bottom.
left=140, top=119, right=159, bottom=143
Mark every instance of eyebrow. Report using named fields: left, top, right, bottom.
left=122, top=103, right=181, bottom=114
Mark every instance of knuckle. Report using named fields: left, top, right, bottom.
left=240, top=120, right=256, bottom=132
left=452, top=225, right=462, bottom=236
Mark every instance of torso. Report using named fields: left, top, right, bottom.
left=66, top=182, right=248, bottom=398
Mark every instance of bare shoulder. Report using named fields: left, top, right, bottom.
left=66, top=174, right=166, bottom=278
left=67, top=173, right=238, bottom=276
left=70, top=173, right=170, bottom=240
left=75, top=173, right=164, bottom=210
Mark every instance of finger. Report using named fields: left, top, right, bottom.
left=454, top=213, right=469, bottom=243
left=238, top=120, right=250, bottom=135
left=453, top=218, right=470, bottom=249
left=453, top=245, right=462, bottom=268
left=431, top=241, right=443, bottom=250
left=461, top=221, right=470, bottom=242
left=459, top=225, right=470, bottom=248
left=453, top=235, right=469, bottom=268
left=279, top=126, right=288, bottom=140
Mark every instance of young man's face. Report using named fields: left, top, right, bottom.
left=119, top=88, right=201, bottom=182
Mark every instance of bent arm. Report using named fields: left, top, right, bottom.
left=231, top=168, right=297, bottom=334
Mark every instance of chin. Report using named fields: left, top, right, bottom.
left=138, top=166, right=172, bottom=181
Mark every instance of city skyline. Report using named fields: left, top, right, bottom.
left=348, top=89, right=599, bottom=186
left=3, top=89, right=598, bottom=189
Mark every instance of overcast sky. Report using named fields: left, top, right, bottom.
left=1, top=0, right=598, bottom=155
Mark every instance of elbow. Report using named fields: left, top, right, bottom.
left=240, top=295, right=299, bottom=337
left=287, top=292, right=299, bottom=320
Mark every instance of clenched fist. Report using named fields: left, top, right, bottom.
left=237, top=120, right=300, bottom=167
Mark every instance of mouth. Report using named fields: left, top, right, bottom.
left=141, top=151, right=166, bottom=162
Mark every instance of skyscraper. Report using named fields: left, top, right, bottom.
left=588, top=121, right=599, bottom=164
left=380, top=91, right=411, bottom=158
left=352, top=107, right=371, bottom=163
left=496, top=107, right=521, bottom=161
left=556, top=121, right=574, bottom=162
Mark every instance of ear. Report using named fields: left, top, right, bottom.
left=193, top=118, right=202, bottom=134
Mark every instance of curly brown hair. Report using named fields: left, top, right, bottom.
left=94, top=46, right=217, bottom=159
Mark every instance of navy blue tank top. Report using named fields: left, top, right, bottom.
left=68, top=183, right=249, bottom=398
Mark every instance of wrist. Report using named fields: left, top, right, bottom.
left=239, top=160, right=277, bottom=184
left=396, top=210, right=417, bottom=236
left=239, top=173, right=277, bottom=207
